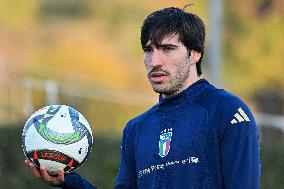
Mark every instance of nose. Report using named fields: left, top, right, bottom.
left=149, top=50, right=163, bottom=67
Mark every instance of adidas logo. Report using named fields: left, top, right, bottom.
left=230, top=107, right=250, bottom=124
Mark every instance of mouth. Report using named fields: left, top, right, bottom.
left=149, top=72, right=168, bottom=83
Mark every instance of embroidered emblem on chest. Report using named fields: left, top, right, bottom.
left=159, top=128, right=173, bottom=157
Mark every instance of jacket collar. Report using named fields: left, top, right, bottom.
left=156, top=79, right=210, bottom=112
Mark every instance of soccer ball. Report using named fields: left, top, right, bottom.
left=22, top=105, right=93, bottom=175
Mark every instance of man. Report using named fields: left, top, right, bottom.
left=25, top=7, right=260, bottom=189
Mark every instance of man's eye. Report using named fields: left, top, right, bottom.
left=143, top=48, right=152, bottom=53
left=163, top=46, right=174, bottom=51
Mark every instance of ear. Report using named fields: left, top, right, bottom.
left=189, top=50, right=201, bottom=65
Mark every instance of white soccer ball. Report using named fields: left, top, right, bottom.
left=22, top=105, right=93, bottom=175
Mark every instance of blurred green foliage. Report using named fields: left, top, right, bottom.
left=38, top=0, right=92, bottom=20
left=260, top=142, right=284, bottom=188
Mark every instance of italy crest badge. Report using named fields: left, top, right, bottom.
left=159, top=128, right=173, bottom=157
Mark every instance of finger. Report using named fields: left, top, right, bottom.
left=24, top=160, right=44, bottom=181
left=57, top=169, right=65, bottom=183
left=40, top=167, right=64, bottom=186
left=29, top=163, right=44, bottom=180
left=40, top=166, right=51, bottom=181
left=24, top=160, right=30, bottom=167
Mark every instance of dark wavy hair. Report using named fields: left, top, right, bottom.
left=140, top=7, right=206, bottom=76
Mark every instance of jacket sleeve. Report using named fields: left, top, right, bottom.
left=218, top=97, right=260, bottom=189
left=58, top=172, right=97, bottom=189
left=115, top=121, right=137, bottom=189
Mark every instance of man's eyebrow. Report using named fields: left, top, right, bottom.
left=142, top=44, right=179, bottom=49
left=142, top=45, right=152, bottom=49
left=159, top=44, right=179, bottom=47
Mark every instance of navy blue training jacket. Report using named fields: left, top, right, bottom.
left=59, top=79, right=260, bottom=189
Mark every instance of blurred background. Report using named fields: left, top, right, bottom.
left=0, top=0, right=283, bottom=188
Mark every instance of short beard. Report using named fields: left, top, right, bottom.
left=151, top=64, right=191, bottom=97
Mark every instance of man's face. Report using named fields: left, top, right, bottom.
left=143, top=34, right=191, bottom=97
